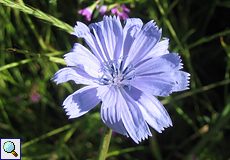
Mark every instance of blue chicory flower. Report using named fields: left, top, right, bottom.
left=52, top=16, right=190, bottom=143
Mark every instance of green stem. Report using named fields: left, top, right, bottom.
left=97, top=126, right=113, bottom=160
left=184, top=102, right=230, bottom=160
left=149, top=130, right=163, bottom=160
left=0, top=0, right=73, bottom=33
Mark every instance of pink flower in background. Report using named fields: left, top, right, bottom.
left=111, top=4, right=130, bottom=20
left=78, top=7, right=93, bottom=21
left=30, top=92, right=42, bottom=103
left=15, top=96, right=22, bottom=101
left=97, top=5, right=108, bottom=15
left=78, top=4, right=130, bottom=21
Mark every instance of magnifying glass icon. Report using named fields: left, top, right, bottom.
left=3, top=141, right=18, bottom=157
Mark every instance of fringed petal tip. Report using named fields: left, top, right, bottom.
left=64, top=105, right=79, bottom=119
left=122, top=126, right=153, bottom=144
left=148, top=19, right=162, bottom=33
left=184, top=72, right=191, bottom=85
left=130, top=133, right=152, bottom=144
left=103, top=15, right=120, bottom=20
left=70, top=21, right=90, bottom=38
left=66, top=112, right=79, bottom=119
left=170, top=71, right=191, bottom=92
left=139, top=132, right=153, bottom=144
left=155, top=117, right=173, bottom=134
left=152, top=21, right=162, bottom=35
left=186, top=73, right=191, bottom=88
left=51, top=73, right=60, bottom=85
left=61, top=86, right=101, bottom=119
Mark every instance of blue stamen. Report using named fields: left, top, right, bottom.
left=98, top=58, right=136, bottom=89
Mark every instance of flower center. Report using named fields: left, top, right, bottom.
left=99, top=58, right=135, bottom=89
left=118, top=7, right=124, bottom=13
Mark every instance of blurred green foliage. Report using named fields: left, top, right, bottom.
left=0, top=0, right=230, bottom=159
